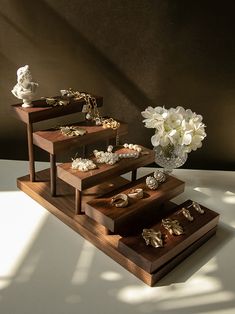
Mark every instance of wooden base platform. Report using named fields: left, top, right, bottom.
left=17, top=169, right=218, bottom=286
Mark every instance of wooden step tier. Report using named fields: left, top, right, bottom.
left=57, top=146, right=155, bottom=191
left=11, top=95, right=103, bottom=124
left=18, top=168, right=130, bottom=217
left=85, top=174, right=185, bottom=234
left=17, top=170, right=218, bottom=286
left=33, top=120, right=128, bottom=154
left=118, top=200, right=220, bottom=273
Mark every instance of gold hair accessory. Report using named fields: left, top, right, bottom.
left=162, top=218, right=184, bottom=235
left=181, top=208, right=194, bottom=221
left=60, top=126, right=86, bottom=137
left=111, top=193, right=128, bottom=208
left=142, top=229, right=163, bottom=248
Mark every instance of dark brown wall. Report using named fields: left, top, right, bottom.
left=1, top=0, right=235, bottom=170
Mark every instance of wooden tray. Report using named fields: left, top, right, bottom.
left=33, top=120, right=128, bottom=154
left=118, top=200, right=220, bottom=273
left=11, top=95, right=103, bottom=123
left=85, top=173, right=185, bottom=234
left=17, top=171, right=219, bottom=286
left=57, top=146, right=155, bottom=190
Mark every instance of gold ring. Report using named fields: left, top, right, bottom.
left=127, top=188, right=144, bottom=200
left=111, top=193, right=128, bottom=208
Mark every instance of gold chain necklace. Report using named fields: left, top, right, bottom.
left=44, top=89, right=120, bottom=143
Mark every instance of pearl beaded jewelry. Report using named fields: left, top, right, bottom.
left=123, top=143, right=142, bottom=152
left=71, top=158, right=97, bottom=171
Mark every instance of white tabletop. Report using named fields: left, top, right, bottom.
left=0, top=160, right=235, bottom=314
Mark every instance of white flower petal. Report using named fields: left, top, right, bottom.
left=182, top=133, right=192, bottom=145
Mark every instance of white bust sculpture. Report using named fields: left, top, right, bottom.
left=11, top=65, right=39, bottom=108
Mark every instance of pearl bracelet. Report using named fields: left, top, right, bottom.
left=123, top=143, right=142, bottom=152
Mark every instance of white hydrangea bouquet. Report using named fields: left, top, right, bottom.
left=141, top=106, right=206, bottom=172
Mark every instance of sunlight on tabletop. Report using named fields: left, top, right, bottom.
left=100, top=271, right=123, bottom=281
left=194, top=187, right=212, bottom=197
left=71, top=241, right=95, bottom=285
left=0, top=191, right=48, bottom=290
left=117, top=275, right=222, bottom=305
left=199, top=309, right=235, bottom=314
left=116, top=255, right=233, bottom=307
left=222, top=191, right=235, bottom=204
left=159, top=291, right=234, bottom=310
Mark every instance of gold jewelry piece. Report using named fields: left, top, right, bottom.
left=142, top=229, right=163, bottom=248
left=111, top=193, right=128, bottom=208
left=127, top=188, right=144, bottom=200
left=102, top=118, right=120, bottom=130
left=60, top=126, right=86, bottom=137
left=64, top=89, right=120, bottom=130
left=146, top=176, right=158, bottom=190
left=181, top=208, right=194, bottom=221
left=154, top=170, right=166, bottom=183
left=162, top=218, right=184, bottom=235
left=45, top=97, right=70, bottom=106
left=191, top=201, right=205, bottom=214
left=45, top=88, right=120, bottom=130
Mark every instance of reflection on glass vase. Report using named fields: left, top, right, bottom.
left=154, top=145, right=188, bottom=174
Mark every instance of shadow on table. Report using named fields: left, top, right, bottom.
left=157, top=221, right=235, bottom=286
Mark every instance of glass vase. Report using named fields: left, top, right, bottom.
left=154, top=145, right=188, bottom=174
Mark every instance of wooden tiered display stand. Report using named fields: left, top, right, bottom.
left=12, top=95, right=220, bottom=286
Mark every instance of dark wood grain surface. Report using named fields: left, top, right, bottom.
left=11, top=95, right=103, bottom=124
left=57, top=146, right=155, bottom=190
left=118, top=200, right=220, bottom=273
left=85, top=173, right=185, bottom=233
left=17, top=169, right=219, bottom=286
left=33, top=120, right=128, bottom=154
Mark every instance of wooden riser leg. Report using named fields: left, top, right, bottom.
left=75, top=189, right=82, bottom=215
left=50, top=154, right=56, bottom=196
left=83, top=145, right=87, bottom=158
left=27, top=123, right=35, bottom=182
left=131, top=169, right=137, bottom=181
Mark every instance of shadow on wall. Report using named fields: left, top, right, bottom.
left=0, top=0, right=235, bottom=170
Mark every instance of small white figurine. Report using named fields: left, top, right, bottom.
left=11, top=65, right=38, bottom=108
